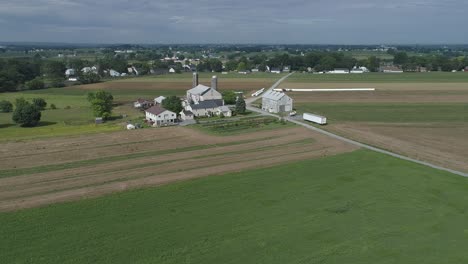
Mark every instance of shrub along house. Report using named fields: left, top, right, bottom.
left=145, top=105, right=177, bottom=127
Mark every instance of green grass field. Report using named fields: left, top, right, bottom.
left=295, top=103, right=468, bottom=123
left=287, top=72, right=468, bottom=83
left=0, top=87, right=145, bottom=141
left=1, top=150, right=468, bottom=263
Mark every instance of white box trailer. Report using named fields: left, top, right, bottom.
left=303, top=113, right=327, bottom=125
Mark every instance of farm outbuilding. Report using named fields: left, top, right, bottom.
left=261, top=90, right=293, bottom=113
left=154, top=96, right=166, bottom=105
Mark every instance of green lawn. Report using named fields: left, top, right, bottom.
left=0, top=88, right=145, bottom=141
left=287, top=72, right=468, bottom=83
left=296, top=103, right=468, bottom=123
left=2, top=150, right=468, bottom=263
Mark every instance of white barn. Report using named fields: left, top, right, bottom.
left=186, top=84, right=222, bottom=104
left=261, top=90, right=293, bottom=113
left=145, top=105, right=177, bottom=126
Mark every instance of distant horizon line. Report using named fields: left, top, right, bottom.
left=1, top=41, right=468, bottom=47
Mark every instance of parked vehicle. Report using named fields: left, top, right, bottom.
left=303, top=113, right=327, bottom=125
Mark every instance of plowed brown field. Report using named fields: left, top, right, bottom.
left=78, top=79, right=273, bottom=93
left=326, top=122, right=468, bottom=172
left=0, top=127, right=356, bottom=211
left=281, top=83, right=468, bottom=103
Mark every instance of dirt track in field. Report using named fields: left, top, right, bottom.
left=326, top=122, right=468, bottom=172
left=0, top=127, right=357, bottom=211
left=281, top=83, right=468, bottom=103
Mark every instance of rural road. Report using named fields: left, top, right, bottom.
left=246, top=73, right=468, bottom=178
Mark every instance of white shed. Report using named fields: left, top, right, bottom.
left=261, top=90, right=293, bottom=113
left=154, top=96, right=166, bottom=104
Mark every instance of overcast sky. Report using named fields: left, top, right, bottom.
left=1, top=0, right=467, bottom=44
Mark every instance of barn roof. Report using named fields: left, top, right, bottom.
left=190, top=99, right=224, bottom=110
left=262, top=90, right=288, bottom=101
left=187, top=84, right=211, bottom=95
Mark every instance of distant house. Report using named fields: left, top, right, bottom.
left=464, top=67, right=468, bottom=72
left=380, top=66, right=403, bottom=73
left=261, top=90, right=293, bottom=113
left=328, top=68, right=350, bottom=74
left=109, top=69, right=121, bottom=77
left=169, top=68, right=176, bottom=73
left=418, top=66, right=428, bottom=73
left=154, top=96, right=166, bottom=105
left=82, top=66, right=98, bottom=74
left=283, top=66, right=291, bottom=73
left=68, top=77, right=79, bottom=82
left=134, top=98, right=153, bottom=109
left=251, top=68, right=259, bottom=72
left=183, top=64, right=196, bottom=72
left=351, top=66, right=369, bottom=74
left=145, top=105, right=177, bottom=126
left=65, top=68, right=76, bottom=77
left=270, top=68, right=281, bottom=74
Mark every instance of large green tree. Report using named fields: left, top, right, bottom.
left=162, top=96, right=182, bottom=114
left=25, top=78, right=45, bottom=90
left=32, top=98, right=47, bottom=110
left=87, top=91, right=114, bottom=119
left=235, top=96, right=246, bottom=114
left=393, top=52, right=409, bottom=65
left=222, top=91, right=237, bottom=105
left=42, top=60, right=66, bottom=78
left=0, top=100, right=13, bottom=112
left=12, top=99, right=41, bottom=127
left=80, top=72, right=101, bottom=84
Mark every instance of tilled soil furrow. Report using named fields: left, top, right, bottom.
left=0, top=145, right=355, bottom=212
left=0, top=132, right=307, bottom=188
left=0, top=139, right=319, bottom=200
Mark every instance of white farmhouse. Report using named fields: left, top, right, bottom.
left=145, top=105, right=177, bottom=126
left=261, top=90, right=293, bottom=113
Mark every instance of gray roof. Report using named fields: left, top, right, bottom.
left=146, top=105, right=173, bottom=115
left=187, top=84, right=210, bottom=95
left=262, top=90, right=288, bottom=101
left=190, top=99, right=224, bottom=110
